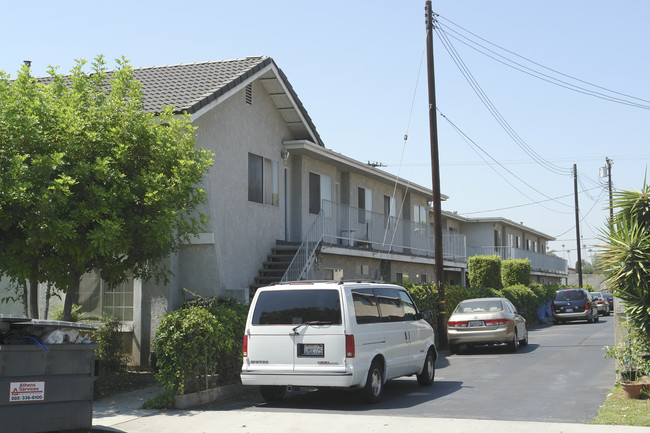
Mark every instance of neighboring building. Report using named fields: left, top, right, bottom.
left=0, top=56, right=567, bottom=367
left=454, top=215, right=567, bottom=285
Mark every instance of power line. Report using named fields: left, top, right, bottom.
left=433, top=17, right=572, bottom=177
left=439, top=110, right=573, bottom=213
left=436, top=14, right=650, bottom=110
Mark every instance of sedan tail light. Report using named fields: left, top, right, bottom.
left=448, top=321, right=468, bottom=328
left=484, top=318, right=509, bottom=326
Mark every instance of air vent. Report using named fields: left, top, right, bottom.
left=245, top=84, right=252, bottom=105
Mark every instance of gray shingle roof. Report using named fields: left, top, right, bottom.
left=37, top=56, right=324, bottom=146
left=132, top=56, right=271, bottom=114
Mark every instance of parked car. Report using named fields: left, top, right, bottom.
left=240, top=281, right=437, bottom=403
left=447, top=297, right=528, bottom=354
left=590, top=292, right=610, bottom=316
left=551, top=288, right=599, bottom=324
left=603, top=293, right=614, bottom=312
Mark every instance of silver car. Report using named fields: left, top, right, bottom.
left=590, top=292, right=610, bottom=316
left=447, top=297, right=528, bottom=354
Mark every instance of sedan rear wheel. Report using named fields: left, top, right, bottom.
left=507, top=329, right=519, bottom=352
left=519, top=327, right=529, bottom=346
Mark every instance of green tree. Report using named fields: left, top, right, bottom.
left=0, top=57, right=213, bottom=320
left=598, top=179, right=650, bottom=335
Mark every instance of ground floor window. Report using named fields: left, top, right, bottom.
left=77, top=270, right=134, bottom=321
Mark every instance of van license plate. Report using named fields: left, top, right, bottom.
left=301, top=344, right=324, bottom=356
left=565, top=308, right=573, bottom=313
left=469, top=321, right=483, bottom=327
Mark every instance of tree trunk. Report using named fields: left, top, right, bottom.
left=29, top=279, right=39, bottom=319
left=44, top=281, right=52, bottom=320
left=21, top=280, right=28, bottom=317
left=62, top=271, right=80, bottom=321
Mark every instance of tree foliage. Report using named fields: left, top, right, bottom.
left=0, top=56, right=213, bottom=319
left=598, top=179, right=650, bottom=335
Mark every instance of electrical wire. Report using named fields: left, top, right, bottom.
left=433, top=16, right=572, bottom=177
left=436, top=14, right=650, bottom=109
left=439, top=109, right=572, bottom=213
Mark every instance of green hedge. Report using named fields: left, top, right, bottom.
left=502, top=259, right=531, bottom=287
left=406, top=282, right=564, bottom=330
left=468, top=255, right=502, bottom=290
left=500, top=284, right=539, bottom=324
left=152, top=297, right=249, bottom=395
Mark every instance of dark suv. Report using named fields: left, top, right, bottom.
left=552, top=288, right=599, bottom=324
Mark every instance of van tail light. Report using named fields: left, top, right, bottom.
left=585, top=300, right=590, bottom=310
left=345, top=334, right=355, bottom=358
left=243, top=335, right=248, bottom=358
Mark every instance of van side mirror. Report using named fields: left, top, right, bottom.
left=420, top=310, right=433, bottom=320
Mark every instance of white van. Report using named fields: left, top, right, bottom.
left=240, top=281, right=437, bottom=403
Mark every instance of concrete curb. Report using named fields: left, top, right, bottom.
left=173, top=383, right=257, bottom=409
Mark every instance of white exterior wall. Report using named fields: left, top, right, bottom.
left=187, top=79, right=295, bottom=294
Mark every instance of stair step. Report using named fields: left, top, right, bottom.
left=259, top=269, right=286, bottom=277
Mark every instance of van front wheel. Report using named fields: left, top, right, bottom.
left=416, top=348, right=436, bottom=386
left=260, top=385, right=286, bottom=402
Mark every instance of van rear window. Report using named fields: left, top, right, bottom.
left=252, top=289, right=342, bottom=325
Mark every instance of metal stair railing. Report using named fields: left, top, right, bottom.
left=281, top=212, right=324, bottom=282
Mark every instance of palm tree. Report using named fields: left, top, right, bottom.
left=598, top=178, right=650, bottom=336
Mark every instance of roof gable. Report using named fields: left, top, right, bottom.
left=37, top=56, right=324, bottom=146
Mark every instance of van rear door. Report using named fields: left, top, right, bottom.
left=245, top=288, right=345, bottom=375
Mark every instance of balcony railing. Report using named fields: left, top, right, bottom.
left=320, top=200, right=466, bottom=261
left=468, top=245, right=568, bottom=275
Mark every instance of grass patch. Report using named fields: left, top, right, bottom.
left=591, top=384, right=650, bottom=426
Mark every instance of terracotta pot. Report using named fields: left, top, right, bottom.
left=621, top=382, right=644, bottom=399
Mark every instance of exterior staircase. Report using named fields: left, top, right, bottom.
left=250, top=242, right=300, bottom=292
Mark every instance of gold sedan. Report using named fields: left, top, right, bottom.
left=447, top=297, right=528, bottom=354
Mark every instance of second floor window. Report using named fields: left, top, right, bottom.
left=248, top=153, right=279, bottom=206
left=309, top=172, right=331, bottom=214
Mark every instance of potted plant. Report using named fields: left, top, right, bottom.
left=603, top=326, right=650, bottom=398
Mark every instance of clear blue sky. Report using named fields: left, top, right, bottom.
left=3, top=0, right=649, bottom=264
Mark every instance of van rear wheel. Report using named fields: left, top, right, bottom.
left=260, top=385, right=286, bottom=402
left=361, top=360, right=383, bottom=403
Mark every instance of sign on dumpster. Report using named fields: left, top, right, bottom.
left=9, top=381, right=45, bottom=402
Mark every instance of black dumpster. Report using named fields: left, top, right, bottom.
left=0, top=315, right=97, bottom=433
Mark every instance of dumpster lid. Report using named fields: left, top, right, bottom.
left=11, top=318, right=96, bottom=331
left=0, top=314, right=32, bottom=323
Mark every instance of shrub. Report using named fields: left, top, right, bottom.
left=94, top=313, right=128, bottom=374
left=181, top=296, right=249, bottom=384
left=502, top=259, right=531, bottom=287
left=51, top=303, right=85, bottom=322
left=501, top=284, right=539, bottom=325
left=153, top=306, right=229, bottom=395
left=468, top=255, right=502, bottom=290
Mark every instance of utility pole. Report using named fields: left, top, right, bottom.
left=425, top=0, right=447, bottom=349
left=573, top=164, right=583, bottom=288
left=606, top=157, right=613, bottom=221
